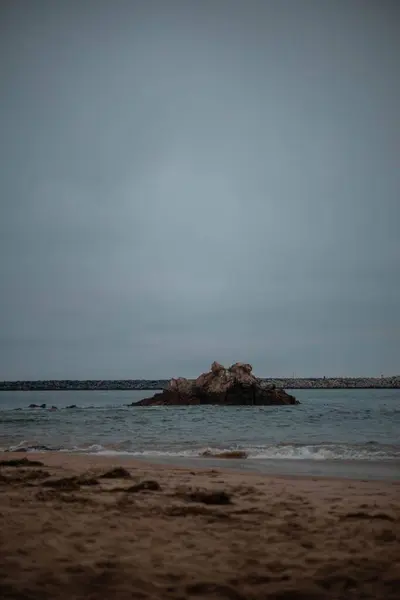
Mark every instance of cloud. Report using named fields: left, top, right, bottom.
left=0, top=0, right=399, bottom=378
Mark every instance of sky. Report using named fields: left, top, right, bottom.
left=0, top=0, right=399, bottom=379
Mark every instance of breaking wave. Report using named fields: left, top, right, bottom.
left=2, top=440, right=399, bottom=461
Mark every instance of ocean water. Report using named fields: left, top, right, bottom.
left=0, top=389, right=399, bottom=479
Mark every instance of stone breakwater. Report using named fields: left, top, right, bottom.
left=0, top=376, right=399, bottom=391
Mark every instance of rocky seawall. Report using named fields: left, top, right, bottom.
left=0, top=376, right=399, bottom=391
left=0, top=380, right=165, bottom=391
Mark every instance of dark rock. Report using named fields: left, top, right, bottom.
left=132, top=362, right=298, bottom=406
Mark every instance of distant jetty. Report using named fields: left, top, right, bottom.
left=0, top=376, right=399, bottom=391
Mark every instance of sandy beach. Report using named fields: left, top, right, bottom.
left=0, top=452, right=399, bottom=599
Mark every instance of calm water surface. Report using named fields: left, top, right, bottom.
left=1, top=389, right=399, bottom=479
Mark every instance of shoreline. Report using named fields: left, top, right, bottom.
left=2, top=449, right=400, bottom=482
left=129, top=454, right=400, bottom=481
left=0, top=450, right=400, bottom=484
left=1, top=450, right=397, bottom=482
left=0, top=451, right=399, bottom=599
left=6, top=451, right=400, bottom=482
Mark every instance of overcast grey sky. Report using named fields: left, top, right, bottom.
left=0, top=0, right=399, bottom=379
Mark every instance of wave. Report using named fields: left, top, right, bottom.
left=0, top=405, right=134, bottom=413
left=1, top=441, right=59, bottom=452
left=123, top=444, right=400, bottom=461
left=2, top=404, right=400, bottom=418
left=2, top=440, right=399, bottom=461
left=247, top=443, right=400, bottom=461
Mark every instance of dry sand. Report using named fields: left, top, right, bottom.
left=0, top=452, right=399, bottom=600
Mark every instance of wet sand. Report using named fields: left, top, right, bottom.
left=0, top=452, right=399, bottom=599
left=132, top=454, right=400, bottom=480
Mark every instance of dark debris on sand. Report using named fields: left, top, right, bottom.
left=0, top=469, right=50, bottom=485
left=99, top=467, right=132, bottom=479
left=125, top=479, right=161, bottom=493
left=42, top=475, right=99, bottom=491
left=185, top=489, right=232, bottom=505
left=0, top=457, right=44, bottom=467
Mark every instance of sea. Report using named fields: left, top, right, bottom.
left=0, top=389, right=399, bottom=480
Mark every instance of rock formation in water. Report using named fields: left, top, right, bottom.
left=132, top=362, right=298, bottom=406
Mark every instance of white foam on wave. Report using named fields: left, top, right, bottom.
left=70, top=446, right=199, bottom=457
left=2, top=441, right=399, bottom=461
left=66, top=443, right=400, bottom=461
left=4, top=441, right=29, bottom=452
left=248, top=444, right=400, bottom=461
